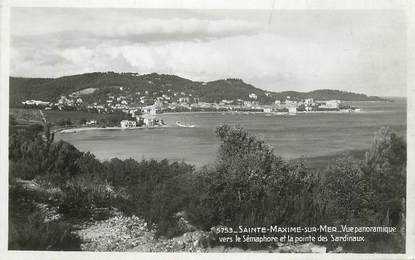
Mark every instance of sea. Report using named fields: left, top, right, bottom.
left=56, top=99, right=406, bottom=167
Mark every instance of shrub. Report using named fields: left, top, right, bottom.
left=121, top=159, right=194, bottom=237
left=9, top=184, right=81, bottom=251
left=323, top=127, right=406, bottom=252
left=58, top=177, right=113, bottom=219
left=186, top=125, right=322, bottom=241
left=9, top=211, right=81, bottom=251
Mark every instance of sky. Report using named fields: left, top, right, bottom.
left=10, top=8, right=406, bottom=97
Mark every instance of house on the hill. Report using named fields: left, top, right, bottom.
left=249, top=93, right=258, bottom=100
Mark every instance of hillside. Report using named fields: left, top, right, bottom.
left=9, top=72, right=387, bottom=107
left=274, top=89, right=387, bottom=102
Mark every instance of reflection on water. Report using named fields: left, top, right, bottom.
left=56, top=99, right=406, bottom=167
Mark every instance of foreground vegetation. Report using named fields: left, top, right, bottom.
left=9, top=117, right=406, bottom=252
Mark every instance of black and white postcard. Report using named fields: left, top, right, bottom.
left=1, top=0, right=413, bottom=259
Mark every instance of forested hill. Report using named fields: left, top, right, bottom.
left=274, top=89, right=388, bottom=102
left=9, top=72, right=387, bottom=106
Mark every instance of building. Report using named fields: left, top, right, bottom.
left=286, top=100, right=297, bottom=106
left=249, top=93, right=258, bottom=100
left=319, top=100, right=341, bottom=109
left=325, top=100, right=341, bottom=109
left=142, top=105, right=157, bottom=115
left=162, top=94, right=171, bottom=100
left=85, top=120, right=97, bottom=126
left=221, top=99, right=233, bottom=104
left=288, top=106, right=297, bottom=115
left=120, top=120, right=137, bottom=128
left=143, top=118, right=154, bottom=127
left=304, top=98, right=314, bottom=105
left=178, top=97, right=190, bottom=103
left=243, top=101, right=252, bottom=107
left=22, top=100, right=50, bottom=106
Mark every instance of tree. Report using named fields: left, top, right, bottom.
left=324, top=127, right=406, bottom=252
left=187, top=125, right=322, bottom=236
left=79, top=118, right=87, bottom=125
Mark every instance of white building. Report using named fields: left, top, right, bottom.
left=22, top=100, right=50, bottom=106
left=326, top=100, right=341, bottom=109
left=142, top=105, right=157, bottom=115
left=85, top=120, right=97, bottom=126
left=179, top=97, right=190, bottom=103
left=304, top=98, right=314, bottom=105
left=286, top=100, right=298, bottom=106
left=143, top=118, right=154, bottom=127
left=249, top=93, right=258, bottom=100
left=243, top=101, right=252, bottom=107
left=319, top=100, right=341, bottom=109
left=288, top=106, right=297, bottom=115
left=120, top=120, right=136, bottom=128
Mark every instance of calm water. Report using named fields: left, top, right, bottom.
left=56, top=99, right=406, bottom=167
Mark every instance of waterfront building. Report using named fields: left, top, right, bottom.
left=288, top=106, right=297, bottom=115
left=318, top=100, right=341, bottom=109
left=304, top=98, right=314, bottom=105
left=22, top=100, right=50, bottom=106
left=85, top=120, right=97, bottom=126
left=120, top=120, right=137, bottom=128
left=326, top=100, right=341, bottom=109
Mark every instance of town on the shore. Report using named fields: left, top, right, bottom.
left=21, top=88, right=361, bottom=129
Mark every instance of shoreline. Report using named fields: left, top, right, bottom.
left=161, top=110, right=362, bottom=115
left=59, top=125, right=170, bottom=134
left=57, top=110, right=368, bottom=134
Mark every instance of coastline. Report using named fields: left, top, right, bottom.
left=56, top=110, right=369, bottom=133
left=161, top=110, right=362, bottom=115
left=59, top=125, right=170, bottom=134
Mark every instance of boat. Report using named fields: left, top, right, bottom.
left=176, top=121, right=195, bottom=128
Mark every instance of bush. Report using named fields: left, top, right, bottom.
left=9, top=184, right=81, bottom=251
left=120, top=159, right=194, bottom=237
left=323, top=127, right=406, bottom=252
left=186, top=125, right=322, bottom=242
left=9, top=211, right=81, bottom=251
left=58, top=177, right=113, bottom=219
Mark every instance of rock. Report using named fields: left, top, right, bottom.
left=172, top=240, right=185, bottom=250
left=330, top=246, right=343, bottom=253
left=310, top=245, right=326, bottom=253
left=193, top=240, right=199, bottom=247
left=207, top=245, right=226, bottom=252
left=279, top=246, right=294, bottom=253
left=295, top=243, right=312, bottom=253
left=226, top=247, right=245, bottom=252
